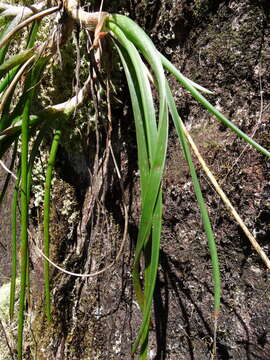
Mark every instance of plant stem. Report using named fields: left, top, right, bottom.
left=17, top=91, right=31, bottom=360
left=43, top=129, right=61, bottom=323
left=10, top=167, right=20, bottom=320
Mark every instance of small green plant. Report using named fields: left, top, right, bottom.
left=0, top=2, right=269, bottom=359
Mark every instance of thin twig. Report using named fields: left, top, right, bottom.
left=0, top=159, right=17, bottom=180
left=29, top=196, right=128, bottom=277
left=28, top=75, right=128, bottom=278
left=0, top=2, right=45, bottom=16
left=221, top=65, right=265, bottom=184
left=0, top=5, right=61, bottom=49
left=182, top=123, right=270, bottom=269
left=0, top=319, right=15, bottom=360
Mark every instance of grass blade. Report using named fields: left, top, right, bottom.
left=114, top=41, right=150, bottom=187
left=109, top=22, right=157, bottom=164
left=0, top=48, right=34, bottom=78
left=109, top=20, right=169, bottom=356
left=109, top=26, right=158, bottom=320
left=0, top=21, right=39, bottom=95
left=161, top=53, right=270, bottom=158
left=166, top=81, right=221, bottom=317
left=108, top=14, right=166, bottom=139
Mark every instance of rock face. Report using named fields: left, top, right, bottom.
left=1, top=0, right=270, bottom=359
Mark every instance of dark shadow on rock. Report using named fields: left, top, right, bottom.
left=153, top=249, right=255, bottom=359
left=196, top=278, right=252, bottom=360
left=153, top=267, right=169, bottom=360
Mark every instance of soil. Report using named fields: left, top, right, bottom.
left=1, top=0, right=270, bottom=359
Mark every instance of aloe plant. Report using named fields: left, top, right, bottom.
left=0, top=2, right=269, bottom=359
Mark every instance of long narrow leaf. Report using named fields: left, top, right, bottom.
left=108, top=15, right=167, bottom=135
left=110, top=21, right=169, bottom=356
left=132, top=190, right=163, bottom=354
left=108, top=22, right=157, bottom=164
left=161, top=53, right=270, bottom=158
left=0, top=48, right=34, bottom=78
left=114, top=41, right=150, bottom=188
left=113, top=35, right=154, bottom=316
left=115, top=47, right=164, bottom=357
left=166, top=81, right=221, bottom=316
left=108, top=20, right=168, bottom=271
left=0, top=21, right=39, bottom=95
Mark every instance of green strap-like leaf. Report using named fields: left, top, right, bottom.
left=0, top=48, right=34, bottom=78
left=113, top=32, right=154, bottom=317
left=109, top=22, right=157, bottom=166
left=109, top=19, right=169, bottom=356
left=161, top=53, right=270, bottom=158
left=108, top=14, right=167, bottom=140
left=166, top=81, right=221, bottom=316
